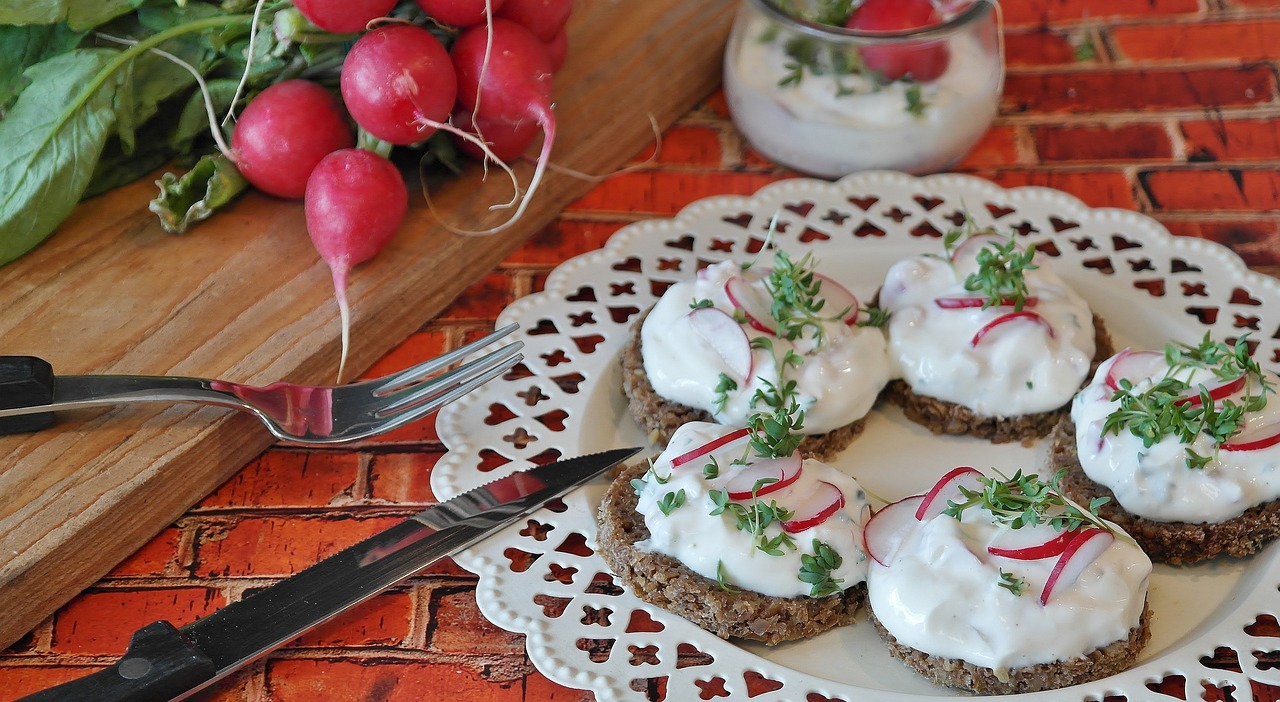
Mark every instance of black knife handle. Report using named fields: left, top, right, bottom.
left=0, top=356, right=55, bottom=433
left=17, top=621, right=216, bottom=702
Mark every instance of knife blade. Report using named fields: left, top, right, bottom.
left=17, top=446, right=642, bottom=702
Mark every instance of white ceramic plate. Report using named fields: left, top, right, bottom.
left=435, top=171, right=1280, bottom=701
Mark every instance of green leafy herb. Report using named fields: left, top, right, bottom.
left=798, top=539, right=844, bottom=597
left=629, top=462, right=671, bottom=494
left=945, top=230, right=1039, bottom=310
left=943, top=468, right=1113, bottom=534
left=709, top=486, right=797, bottom=556
left=764, top=250, right=836, bottom=342
left=857, top=305, right=889, bottom=328
left=998, top=569, right=1027, bottom=596
left=904, top=82, right=927, bottom=117
left=658, top=489, right=686, bottom=516
left=702, top=457, right=720, bottom=480
left=690, top=298, right=714, bottom=310
left=714, top=372, right=738, bottom=414
left=715, top=560, right=739, bottom=593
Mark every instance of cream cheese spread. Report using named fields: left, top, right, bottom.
left=632, top=421, right=871, bottom=599
left=640, top=259, right=892, bottom=435
left=867, top=483, right=1150, bottom=670
left=879, top=241, right=1096, bottom=416
left=1072, top=350, right=1280, bottom=523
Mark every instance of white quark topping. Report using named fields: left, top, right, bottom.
left=867, top=477, right=1150, bottom=671
left=641, top=257, right=892, bottom=435
left=1072, top=343, right=1280, bottom=523
left=879, top=234, right=1095, bottom=416
left=632, top=421, right=871, bottom=599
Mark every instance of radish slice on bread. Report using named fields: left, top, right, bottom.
left=669, top=427, right=751, bottom=468
left=1039, top=528, right=1114, bottom=605
left=687, top=306, right=754, bottom=380
left=916, top=466, right=986, bottom=521
left=782, top=481, right=846, bottom=534
left=864, top=494, right=925, bottom=565
left=725, top=453, right=802, bottom=500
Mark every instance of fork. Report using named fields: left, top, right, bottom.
left=0, top=324, right=523, bottom=444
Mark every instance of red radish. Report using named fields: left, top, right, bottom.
left=496, top=0, right=572, bottom=41
left=230, top=80, right=355, bottom=199
left=1103, top=349, right=1166, bottom=392
left=340, top=25, right=457, bottom=145
left=450, top=18, right=557, bottom=235
left=970, top=310, right=1055, bottom=347
left=864, top=494, right=925, bottom=565
left=304, top=148, right=409, bottom=382
left=542, top=28, right=568, bottom=71
left=844, top=0, right=950, bottom=82
left=949, top=232, right=1011, bottom=265
left=415, top=0, right=507, bottom=27
left=987, top=528, right=1079, bottom=560
left=782, top=481, right=845, bottom=534
left=451, top=106, right=540, bottom=162
left=916, top=466, right=985, bottom=521
left=812, top=272, right=860, bottom=325
left=1222, top=420, right=1280, bottom=452
left=724, top=275, right=777, bottom=335
left=934, top=296, right=1039, bottom=309
left=726, top=453, right=803, bottom=500
left=669, top=427, right=752, bottom=468
left=1174, top=375, right=1247, bottom=408
left=293, top=0, right=396, bottom=33
left=688, top=307, right=754, bottom=380
left=1040, top=528, right=1114, bottom=605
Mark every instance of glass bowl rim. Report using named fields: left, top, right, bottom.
left=744, top=0, right=997, bottom=44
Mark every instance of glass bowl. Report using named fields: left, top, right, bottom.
left=723, top=0, right=1004, bottom=178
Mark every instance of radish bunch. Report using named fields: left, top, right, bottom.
left=221, top=0, right=571, bottom=380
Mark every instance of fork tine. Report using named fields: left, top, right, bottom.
left=375, top=323, right=519, bottom=395
left=378, top=341, right=523, bottom=415
left=370, top=352, right=523, bottom=436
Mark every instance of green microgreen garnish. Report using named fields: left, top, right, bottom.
left=658, top=489, right=687, bottom=516
left=702, top=456, right=721, bottom=480
left=709, top=486, right=797, bottom=556
left=944, top=227, right=1038, bottom=310
left=799, top=539, right=844, bottom=597
left=716, top=560, right=740, bottom=593
left=764, top=250, right=838, bottom=343
left=690, top=298, right=714, bottom=310
left=998, top=569, right=1027, bottom=596
left=629, top=461, right=671, bottom=495
left=905, top=82, right=927, bottom=118
left=943, top=468, right=1113, bottom=534
left=1103, top=333, right=1273, bottom=469
left=714, top=372, right=738, bottom=414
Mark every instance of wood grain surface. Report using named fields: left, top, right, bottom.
left=0, top=0, right=736, bottom=651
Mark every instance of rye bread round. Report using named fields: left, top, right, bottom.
left=870, top=602, right=1152, bottom=694
left=1050, top=416, right=1280, bottom=565
left=884, top=312, right=1114, bottom=444
left=620, top=308, right=870, bottom=461
left=595, top=461, right=866, bottom=646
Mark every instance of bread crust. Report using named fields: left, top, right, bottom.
left=1050, top=416, right=1280, bottom=565
left=595, top=462, right=865, bottom=646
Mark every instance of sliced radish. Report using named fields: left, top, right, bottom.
left=1039, top=528, right=1114, bottom=605
left=782, top=480, right=845, bottom=534
left=1103, top=349, right=1165, bottom=392
left=1221, top=420, right=1280, bottom=452
left=724, top=275, right=777, bottom=336
left=669, top=427, right=751, bottom=468
left=987, top=527, right=1078, bottom=560
left=725, top=453, right=803, bottom=500
left=687, top=307, right=753, bottom=380
left=1174, top=375, right=1247, bottom=408
left=915, top=466, right=985, bottom=521
left=949, top=232, right=1010, bottom=265
left=812, top=272, right=860, bottom=325
left=934, top=296, right=1039, bottom=309
left=864, top=494, right=925, bottom=566
left=970, top=310, right=1055, bottom=347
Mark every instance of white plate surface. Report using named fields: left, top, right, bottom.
left=435, top=171, right=1280, bottom=701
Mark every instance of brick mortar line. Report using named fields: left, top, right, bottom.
left=1001, top=9, right=1280, bottom=32
left=1003, top=60, right=1280, bottom=74
left=0, top=646, right=521, bottom=667
left=54, top=574, right=476, bottom=594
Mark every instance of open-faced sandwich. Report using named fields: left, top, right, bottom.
left=878, top=227, right=1112, bottom=443
left=596, top=420, right=872, bottom=646
left=621, top=249, right=891, bottom=460
left=864, top=467, right=1152, bottom=694
left=1052, top=334, right=1280, bottom=564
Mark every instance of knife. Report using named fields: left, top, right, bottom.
left=17, top=446, right=642, bottom=702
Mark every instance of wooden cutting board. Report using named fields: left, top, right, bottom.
left=0, top=0, right=738, bottom=651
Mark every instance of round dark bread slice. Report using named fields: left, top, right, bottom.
left=884, top=312, right=1114, bottom=444
left=870, top=602, right=1152, bottom=694
left=595, top=461, right=865, bottom=646
left=1050, top=416, right=1280, bottom=565
left=620, top=308, right=871, bottom=461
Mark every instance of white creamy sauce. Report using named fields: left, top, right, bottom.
left=723, top=14, right=1000, bottom=177
left=1072, top=354, right=1280, bottom=522
left=879, top=251, right=1096, bottom=416
left=632, top=421, right=871, bottom=599
left=868, top=503, right=1151, bottom=670
left=641, top=260, right=892, bottom=435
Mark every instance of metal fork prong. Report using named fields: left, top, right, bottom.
left=375, top=323, right=520, bottom=396
left=372, top=353, right=524, bottom=432
left=378, top=342, right=523, bottom=416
